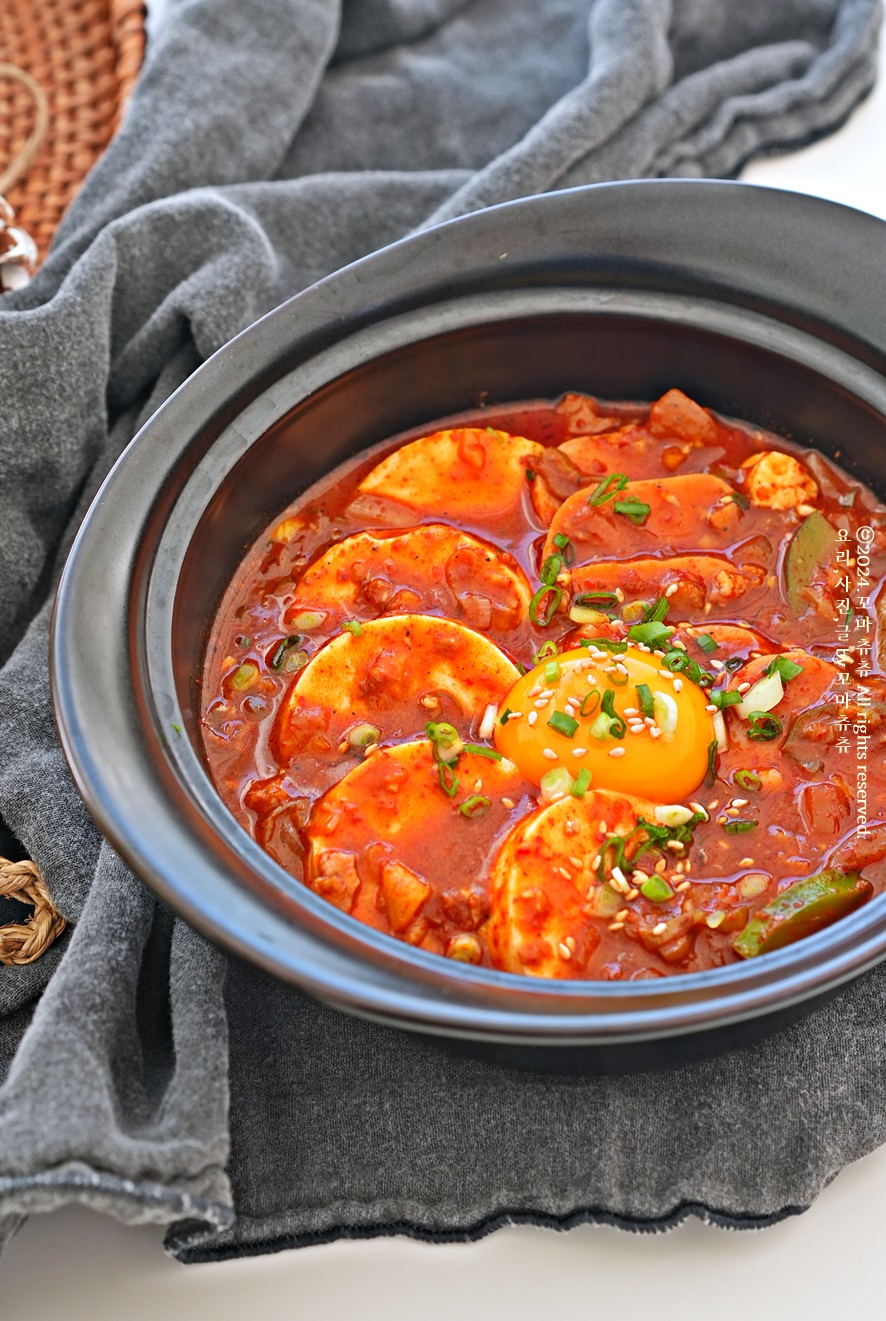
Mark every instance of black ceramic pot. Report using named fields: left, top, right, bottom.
left=51, top=180, right=886, bottom=1073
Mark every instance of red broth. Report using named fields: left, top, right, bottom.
left=200, top=390, right=886, bottom=980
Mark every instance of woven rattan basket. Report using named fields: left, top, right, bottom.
left=0, top=0, right=146, bottom=268
left=0, top=0, right=145, bottom=957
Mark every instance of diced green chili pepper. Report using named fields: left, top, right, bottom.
left=529, top=585, right=562, bottom=626
left=580, top=689, right=601, bottom=717
left=572, top=767, right=592, bottom=798
left=543, top=660, right=561, bottom=685
left=642, top=597, right=669, bottom=624
left=734, top=769, right=762, bottom=792
left=696, top=633, right=718, bottom=655
left=747, top=710, right=783, bottom=741
left=269, top=635, right=301, bottom=669
left=636, top=683, right=655, bottom=719
left=438, top=760, right=459, bottom=797
left=723, top=819, right=757, bottom=834
left=540, top=553, right=564, bottom=586
left=785, top=510, right=837, bottom=614
left=533, top=641, right=559, bottom=664
left=732, top=870, right=873, bottom=958
left=552, top=532, right=575, bottom=565
left=574, top=591, right=619, bottom=609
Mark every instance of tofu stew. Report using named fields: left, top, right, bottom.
left=200, top=390, right=886, bottom=981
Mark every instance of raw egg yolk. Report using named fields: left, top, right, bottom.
left=494, top=646, right=715, bottom=803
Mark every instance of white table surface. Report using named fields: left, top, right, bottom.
left=6, top=17, right=886, bottom=1320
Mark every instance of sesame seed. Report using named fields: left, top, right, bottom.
left=611, top=877, right=629, bottom=895
left=709, top=658, right=725, bottom=670
left=527, top=711, right=538, bottom=726
left=644, top=716, right=656, bottom=726
left=474, top=778, right=483, bottom=792
left=506, top=711, right=523, bottom=721
left=557, top=866, right=572, bottom=880
left=717, top=815, right=728, bottom=825
left=666, top=840, right=685, bottom=852
left=608, top=746, right=626, bottom=757
left=732, top=798, right=748, bottom=808
left=671, top=640, right=687, bottom=651
left=725, top=807, right=740, bottom=817
left=591, top=854, right=601, bottom=869
left=653, top=649, right=666, bottom=658
left=629, top=723, right=645, bottom=734
left=707, top=799, right=719, bottom=810
left=705, top=704, right=718, bottom=713
left=650, top=728, right=662, bottom=739
left=616, top=908, right=630, bottom=921
left=623, top=707, right=639, bottom=717
left=542, top=748, right=558, bottom=760
left=676, top=880, right=691, bottom=892
left=558, top=942, right=572, bottom=959
left=598, top=822, right=608, bottom=835
left=614, top=588, right=625, bottom=602
left=655, top=859, right=667, bottom=874
left=652, top=922, right=667, bottom=936
left=684, top=862, right=692, bottom=873
left=572, top=747, right=587, bottom=757
left=737, top=682, right=751, bottom=694
left=566, top=935, right=576, bottom=952
left=706, top=912, right=726, bottom=929
left=689, top=802, right=708, bottom=817
left=539, top=689, right=555, bottom=699
left=609, top=921, right=625, bottom=932
left=625, top=887, right=639, bottom=900
left=502, top=797, right=515, bottom=809
left=364, top=743, right=379, bottom=757
left=739, top=856, right=755, bottom=867
left=534, top=698, right=550, bottom=709
left=615, top=662, right=629, bottom=675
left=673, top=679, right=683, bottom=692
left=569, top=856, right=583, bottom=868
left=632, top=870, right=649, bottom=884
left=664, top=582, right=680, bottom=598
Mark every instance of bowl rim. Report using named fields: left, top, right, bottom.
left=51, top=179, right=886, bottom=1047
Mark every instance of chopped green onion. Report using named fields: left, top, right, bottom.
left=459, top=794, right=491, bottom=818
left=269, top=635, right=301, bottom=669
left=572, top=767, right=592, bottom=798
left=747, top=711, right=783, bottom=741
left=711, top=689, right=742, bottom=710
left=348, top=723, right=380, bottom=749
left=291, top=610, right=324, bottom=631
left=724, top=819, right=758, bottom=834
left=172, top=722, right=183, bottom=735
left=543, top=659, right=561, bottom=685
left=707, top=737, right=718, bottom=784
left=735, top=769, right=762, bottom=792
left=663, top=651, right=691, bottom=674
left=636, top=683, right=655, bottom=719
left=765, top=654, right=805, bottom=682
left=463, top=743, right=503, bottom=761
left=426, top=721, right=464, bottom=761
left=587, top=472, right=630, bottom=507
left=529, top=584, right=562, bottom=626
left=696, top=633, right=719, bottom=655
left=844, top=606, right=855, bottom=628
left=580, top=689, right=601, bottom=717
left=642, top=597, right=670, bottom=624
left=540, top=553, right=564, bottom=586
left=525, top=468, right=536, bottom=482
left=235, top=634, right=251, bottom=647
left=724, top=656, right=744, bottom=672
left=547, top=710, right=579, bottom=739
left=601, top=689, right=626, bottom=739
left=231, top=661, right=259, bottom=691
left=533, top=641, right=559, bottom=664
left=621, top=600, right=649, bottom=625
left=499, top=707, right=513, bottom=726
left=579, top=637, right=628, bottom=653
left=552, top=532, right=575, bottom=565
left=574, top=591, right=619, bottom=609
left=628, top=621, right=674, bottom=647
left=727, top=490, right=750, bottom=509
left=613, top=498, right=651, bottom=525
left=540, top=767, right=575, bottom=800
left=438, top=760, right=459, bottom=797
left=341, top=619, right=362, bottom=637
left=641, top=875, right=674, bottom=903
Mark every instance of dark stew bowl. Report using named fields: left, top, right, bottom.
left=51, top=180, right=886, bottom=1073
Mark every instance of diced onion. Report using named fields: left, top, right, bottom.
left=712, top=709, right=728, bottom=752
left=569, top=605, right=604, bottom=624
left=735, top=670, right=783, bottom=720
left=478, top=703, right=497, bottom=740
left=652, top=691, right=678, bottom=741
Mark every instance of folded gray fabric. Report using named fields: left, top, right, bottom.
left=0, top=0, right=881, bottom=1261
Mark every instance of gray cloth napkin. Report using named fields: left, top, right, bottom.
left=0, top=0, right=881, bottom=1261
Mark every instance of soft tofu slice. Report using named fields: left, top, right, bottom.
left=358, top=427, right=543, bottom=521
left=305, top=739, right=530, bottom=950
left=543, top=473, right=741, bottom=564
left=276, top=614, right=520, bottom=763
left=571, top=554, right=766, bottom=614
left=487, top=788, right=661, bottom=978
left=286, top=525, right=531, bottom=636
left=647, top=389, right=720, bottom=445
left=742, top=451, right=818, bottom=510
left=559, top=389, right=721, bottom=482
left=722, top=648, right=839, bottom=756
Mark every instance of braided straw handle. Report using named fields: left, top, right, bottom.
left=0, top=857, right=66, bottom=966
